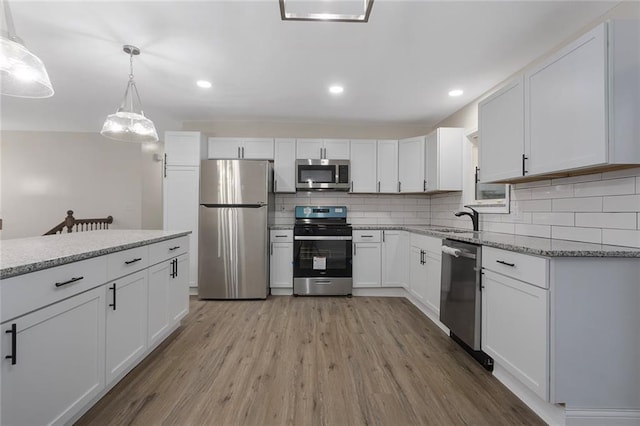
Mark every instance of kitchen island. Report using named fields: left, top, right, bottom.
left=0, top=230, right=191, bottom=426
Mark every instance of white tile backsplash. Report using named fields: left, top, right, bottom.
left=575, top=212, right=637, bottom=229
left=602, top=194, right=640, bottom=212
left=551, top=226, right=602, bottom=244
left=552, top=197, right=603, bottom=212
left=532, top=212, right=575, bottom=226
left=530, top=184, right=574, bottom=200
left=574, top=177, right=636, bottom=197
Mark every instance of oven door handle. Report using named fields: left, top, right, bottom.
left=294, top=236, right=353, bottom=241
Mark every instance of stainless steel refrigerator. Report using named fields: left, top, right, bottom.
left=198, top=160, right=273, bottom=299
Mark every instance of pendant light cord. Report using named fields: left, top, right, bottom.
left=2, top=0, right=18, bottom=41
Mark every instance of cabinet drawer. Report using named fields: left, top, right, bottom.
left=1, top=256, right=108, bottom=323
left=353, top=230, right=381, bottom=243
left=149, top=236, right=189, bottom=266
left=270, top=229, right=293, bottom=242
left=482, top=246, right=549, bottom=289
left=410, top=233, right=442, bottom=255
left=107, top=246, right=149, bottom=281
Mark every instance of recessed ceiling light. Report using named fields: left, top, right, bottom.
left=197, top=80, right=212, bottom=89
left=329, top=85, right=344, bottom=94
left=448, top=89, right=464, bottom=97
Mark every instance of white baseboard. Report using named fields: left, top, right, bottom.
left=565, top=409, right=640, bottom=426
left=189, top=286, right=198, bottom=296
left=270, top=288, right=293, bottom=296
left=352, top=287, right=406, bottom=297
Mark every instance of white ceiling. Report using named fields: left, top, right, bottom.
left=0, top=1, right=623, bottom=135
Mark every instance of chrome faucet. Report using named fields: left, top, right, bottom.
left=454, top=205, right=479, bottom=231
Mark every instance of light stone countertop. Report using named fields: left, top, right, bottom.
left=270, top=224, right=640, bottom=258
left=0, top=230, right=191, bottom=280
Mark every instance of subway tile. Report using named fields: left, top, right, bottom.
left=500, top=212, right=532, bottom=224
left=602, top=194, right=640, bottom=212
left=552, top=197, right=602, bottom=212
left=532, top=212, right=574, bottom=226
left=574, top=177, right=635, bottom=197
left=551, top=226, right=602, bottom=244
left=637, top=177, right=640, bottom=194
left=601, top=167, right=640, bottom=180
left=403, top=218, right=430, bottom=225
left=602, top=229, right=640, bottom=248
left=551, top=174, right=602, bottom=185
left=481, top=222, right=515, bottom=234
left=514, top=180, right=552, bottom=189
left=512, top=188, right=532, bottom=201
left=530, top=184, right=574, bottom=200
left=514, top=224, right=551, bottom=238
left=575, top=212, right=637, bottom=229
left=517, top=199, right=552, bottom=212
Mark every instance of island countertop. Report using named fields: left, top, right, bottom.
left=0, top=230, right=191, bottom=280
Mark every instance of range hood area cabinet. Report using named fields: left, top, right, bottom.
left=478, top=20, right=640, bottom=184
left=296, top=138, right=350, bottom=160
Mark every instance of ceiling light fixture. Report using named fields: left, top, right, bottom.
left=196, top=80, right=212, bottom=89
left=101, top=45, right=158, bottom=143
left=329, top=85, right=344, bottom=94
left=280, top=0, right=374, bottom=23
left=0, top=0, right=54, bottom=98
left=448, top=89, right=464, bottom=97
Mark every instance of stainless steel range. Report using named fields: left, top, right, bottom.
left=293, top=206, right=352, bottom=296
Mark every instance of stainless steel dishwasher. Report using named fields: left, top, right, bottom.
left=440, top=238, right=493, bottom=370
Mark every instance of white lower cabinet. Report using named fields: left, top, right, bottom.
left=1, top=286, right=106, bottom=426
left=105, top=270, right=148, bottom=384
left=409, top=234, right=442, bottom=314
left=409, top=246, right=428, bottom=302
left=168, top=254, right=190, bottom=324
left=423, top=251, right=441, bottom=315
left=270, top=230, right=293, bottom=289
left=381, top=230, right=408, bottom=287
left=353, top=243, right=381, bottom=288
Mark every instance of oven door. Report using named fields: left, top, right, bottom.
left=293, top=236, right=352, bottom=278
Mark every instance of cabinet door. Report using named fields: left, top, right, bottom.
left=525, top=24, right=607, bottom=176
left=323, top=139, right=350, bottom=159
left=409, top=246, right=428, bottom=302
left=164, top=166, right=199, bottom=289
left=381, top=231, right=408, bottom=287
left=352, top=243, right=382, bottom=288
left=242, top=138, right=274, bottom=160
left=398, top=137, right=425, bottom=192
left=274, top=139, right=296, bottom=193
left=106, top=270, right=148, bottom=384
left=147, top=261, right=170, bottom=348
left=425, top=132, right=438, bottom=192
left=424, top=252, right=441, bottom=315
left=377, top=140, right=398, bottom=193
left=296, top=139, right=324, bottom=159
left=482, top=270, right=549, bottom=401
left=350, top=140, right=377, bottom=193
left=208, top=137, right=243, bottom=159
left=165, top=131, right=203, bottom=166
left=478, top=77, right=525, bottom=182
left=1, top=286, right=105, bottom=426
left=168, top=254, right=190, bottom=324
left=270, top=242, right=293, bottom=288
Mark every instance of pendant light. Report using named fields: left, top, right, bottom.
left=0, top=0, right=54, bottom=98
left=101, top=44, right=158, bottom=143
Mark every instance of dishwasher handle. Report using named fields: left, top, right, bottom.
left=441, top=245, right=476, bottom=260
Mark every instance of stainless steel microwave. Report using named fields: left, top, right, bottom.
left=296, top=159, right=350, bottom=191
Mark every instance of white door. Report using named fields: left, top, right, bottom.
left=165, top=131, right=202, bottom=166
left=525, top=24, right=607, bottom=176
left=381, top=231, right=408, bottom=287
left=1, top=286, right=106, bottom=426
left=274, top=139, right=297, bottom=193
left=425, top=131, right=438, bottom=192
left=398, top=137, right=425, bottom=192
left=353, top=243, right=382, bottom=288
left=168, top=254, right=190, bottom=324
left=270, top=242, right=293, bottom=288
left=423, top=252, right=441, bottom=315
left=296, top=139, right=324, bottom=159
left=106, top=270, right=148, bottom=384
left=350, top=139, right=377, bottom=193
left=207, top=137, right=243, bottom=159
left=482, top=270, right=549, bottom=401
left=377, top=140, right=398, bottom=193
left=164, top=166, right=199, bottom=289
left=323, top=139, right=350, bottom=159
left=478, top=77, right=525, bottom=182
left=147, top=261, right=170, bottom=348
left=242, top=138, right=274, bottom=160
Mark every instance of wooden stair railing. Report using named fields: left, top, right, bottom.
left=44, top=210, right=114, bottom=235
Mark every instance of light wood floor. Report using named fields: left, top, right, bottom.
left=77, top=296, right=544, bottom=426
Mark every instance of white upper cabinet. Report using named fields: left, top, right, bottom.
left=208, top=137, right=274, bottom=160
left=350, top=139, right=377, bottom=193
left=377, top=140, right=399, bottom=193
left=424, top=128, right=464, bottom=192
left=274, top=139, right=296, bottom=193
left=164, top=131, right=206, bottom=167
left=478, top=77, right=525, bottom=182
left=296, top=138, right=350, bottom=159
left=398, top=136, right=425, bottom=192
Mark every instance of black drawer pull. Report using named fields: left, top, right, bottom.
left=109, top=283, right=117, bottom=310
left=275, top=235, right=288, bottom=238
left=361, top=235, right=373, bottom=238
left=125, top=257, right=142, bottom=265
left=55, top=276, right=84, bottom=287
left=169, top=246, right=180, bottom=251
left=496, top=260, right=515, bottom=267
left=5, top=324, right=17, bottom=365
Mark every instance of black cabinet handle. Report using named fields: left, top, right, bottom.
left=169, top=246, right=180, bottom=251
left=496, top=260, right=516, bottom=267
left=382, top=231, right=385, bottom=243
left=55, top=276, right=84, bottom=288
left=522, top=154, right=528, bottom=176
left=164, top=154, right=167, bottom=178
left=125, top=257, right=142, bottom=265
left=475, top=166, right=480, bottom=183
left=423, top=180, right=426, bottom=192
left=242, top=147, right=245, bottom=158
left=174, top=259, right=178, bottom=277
left=5, top=324, right=16, bottom=365
left=170, top=259, right=176, bottom=278
left=377, top=181, right=380, bottom=192
left=398, top=182, right=401, bottom=192
left=109, top=283, right=117, bottom=311
left=238, top=146, right=241, bottom=158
